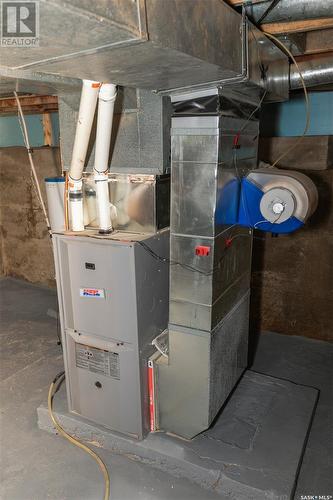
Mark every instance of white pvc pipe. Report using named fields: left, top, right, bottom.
left=94, top=83, right=117, bottom=233
left=69, top=79, right=101, bottom=181
left=94, top=83, right=117, bottom=174
left=95, top=173, right=112, bottom=233
left=68, top=79, right=100, bottom=231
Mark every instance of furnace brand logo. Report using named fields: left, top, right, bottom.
left=1, top=1, right=39, bottom=46
left=80, top=288, right=105, bottom=299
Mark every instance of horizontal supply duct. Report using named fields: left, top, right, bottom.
left=290, top=53, right=333, bottom=89
left=0, top=0, right=288, bottom=99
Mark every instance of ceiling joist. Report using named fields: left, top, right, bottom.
left=261, top=17, right=333, bottom=35
left=0, top=95, right=58, bottom=116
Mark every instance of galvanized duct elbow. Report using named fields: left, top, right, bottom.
left=290, top=54, right=333, bottom=90
left=245, top=0, right=333, bottom=24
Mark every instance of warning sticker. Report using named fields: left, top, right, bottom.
left=75, top=343, right=120, bottom=379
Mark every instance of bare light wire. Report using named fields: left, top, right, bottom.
left=262, top=32, right=310, bottom=168
left=13, top=91, right=52, bottom=236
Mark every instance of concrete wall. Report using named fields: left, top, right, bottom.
left=0, top=147, right=61, bottom=287
left=252, top=91, right=333, bottom=341
left=251, top=169, right=333, bottom=342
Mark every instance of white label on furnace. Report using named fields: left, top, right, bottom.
left=75, top=343, right=120, bottom=379
left=80, top=287, right=105, bottom=298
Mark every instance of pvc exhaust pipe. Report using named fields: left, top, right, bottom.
left=94, top=83, right=117, bottom=175
left=69, top=79, right=101, bottom=231
left=94, top=83, right=117, bottom=233
left=95, top=173, right=112, bottom=233
left=69, top=79, right=101, bottom=181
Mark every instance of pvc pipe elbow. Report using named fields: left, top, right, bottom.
left=99, top=83, right=117, bottom=102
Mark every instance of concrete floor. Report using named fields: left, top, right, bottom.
left=0, top=277, right=332, bottom=500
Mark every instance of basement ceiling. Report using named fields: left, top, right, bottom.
left=0, top=0, right=332, bottom=95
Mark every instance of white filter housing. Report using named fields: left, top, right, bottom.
left=45, top=177, right=65, bottom=233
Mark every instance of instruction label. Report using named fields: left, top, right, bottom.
left=75, top=343, right=120, bottom=379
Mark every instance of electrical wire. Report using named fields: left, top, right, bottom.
left=137, top=227, right=250, bottom=277
left=231, top=31, right=310, bottom=228
left=64, top=171, right=69, bottom=231
left=137, top=239, right=225, bottom=276
left=239, top=90, right=267, bottom=133
left=261, top=32, right=310, bottom=168
left=48, top=371, right=110, bottom=500
left=13, top=91, right=52, bottom=237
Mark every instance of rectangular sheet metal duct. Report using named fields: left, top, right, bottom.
left=0, top=0, right=288, bottom=100
left=158, top=89, right=259, bottom=439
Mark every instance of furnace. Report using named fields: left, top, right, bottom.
left=53, top=230, right=169, bottom=439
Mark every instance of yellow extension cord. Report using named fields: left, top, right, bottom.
left=48, top=374, right=110, bottom=500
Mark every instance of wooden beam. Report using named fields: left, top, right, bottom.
left=226, top=0, right=263, bottom=5
left=0, top=94, right=58, bottom=115
left=305, top=28, right=333, bottom=55
left=294, top=51, right=333, bottom=63
left=42, top=112, right=53, bottom=146
left=261, top=17, right=333, bottom=35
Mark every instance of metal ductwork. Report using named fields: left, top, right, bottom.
left=245, top=0, right=333, bottom=24
left=0, top=0, right=289, bottom=100
left=290, top=53, right=333, bottom=89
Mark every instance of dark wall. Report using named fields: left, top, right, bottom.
left=253, top=90, right=333, bottom=341
left=251, top=168, right=333, bottom=342
left=0, top=147, right=61, bottom=287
